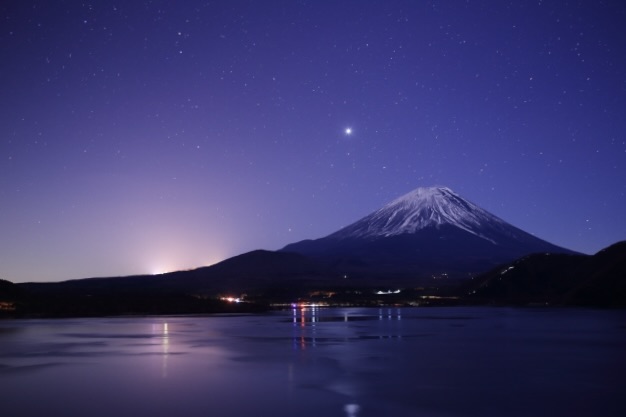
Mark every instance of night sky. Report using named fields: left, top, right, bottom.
left=2, top=1, right=625, bottom=283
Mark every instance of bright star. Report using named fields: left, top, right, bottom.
left=345, top=127, right=352, bottom=135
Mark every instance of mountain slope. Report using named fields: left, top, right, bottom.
left=282, top=187, right=576, bottom=282
left=15, top=250, right=327, bottom=315
left=19, top=250, right=326, bottom=296
left=466, top=241, right=626, bottom=306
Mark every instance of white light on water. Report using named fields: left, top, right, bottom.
left=344, top=403, right=360, bottom=417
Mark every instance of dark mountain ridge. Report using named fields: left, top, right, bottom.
left=19, top=250, right=325, bottom=296
left=467, top=241, right=626, bottom=307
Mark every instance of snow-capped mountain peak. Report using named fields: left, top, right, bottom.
left=281, top=185, right=577, bottom=280
left=282, top=187, right=573, bottom=282
left=329, top=186, right=507, bottom=242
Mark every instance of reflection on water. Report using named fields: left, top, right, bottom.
left=154, top=322, right=169, bottom=378
left=0, top=308, right=625, bottom=417
left=291, top=306, right=405, bottom=350
left=344, top=403, right=361, bottom=417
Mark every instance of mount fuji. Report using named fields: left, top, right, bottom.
left=10, top=186, right=596, bottom=315
left=282, top=186, right=577, bottom=282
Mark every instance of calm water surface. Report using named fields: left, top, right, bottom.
left=1, top=307, right=625, bottom=417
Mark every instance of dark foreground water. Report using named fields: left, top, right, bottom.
left=1, top=307, right=625, bottom=417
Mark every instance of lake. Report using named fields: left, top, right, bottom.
left=1, top=307, right=625, bottom=417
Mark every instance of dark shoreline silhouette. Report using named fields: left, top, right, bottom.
left=1, top=241, right=624, bottom=318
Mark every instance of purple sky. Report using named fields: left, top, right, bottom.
left=2, top=1, right=625, bottom=283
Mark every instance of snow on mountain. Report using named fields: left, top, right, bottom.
left=329, top=186, right=508, bottom=244
left=281, top=186, right=577, bottom=281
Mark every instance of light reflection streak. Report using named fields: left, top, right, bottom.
left=291, top=306, right=405, bottom=348
left=344, top=403, right=361, bottom=417
left=378, top=308, right=402, bottom=321
left=162, top=322, right=169, bottom=378
left=292, top=305, right=322, bottom=350
left=291, top=307, right=362, bottom=415
left=311, top=306, right=317, bottom=348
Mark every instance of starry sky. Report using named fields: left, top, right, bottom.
left=2, top=1, right=625, bottom=283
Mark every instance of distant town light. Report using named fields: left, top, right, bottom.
left=375, top=289, right=401, bottom=295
